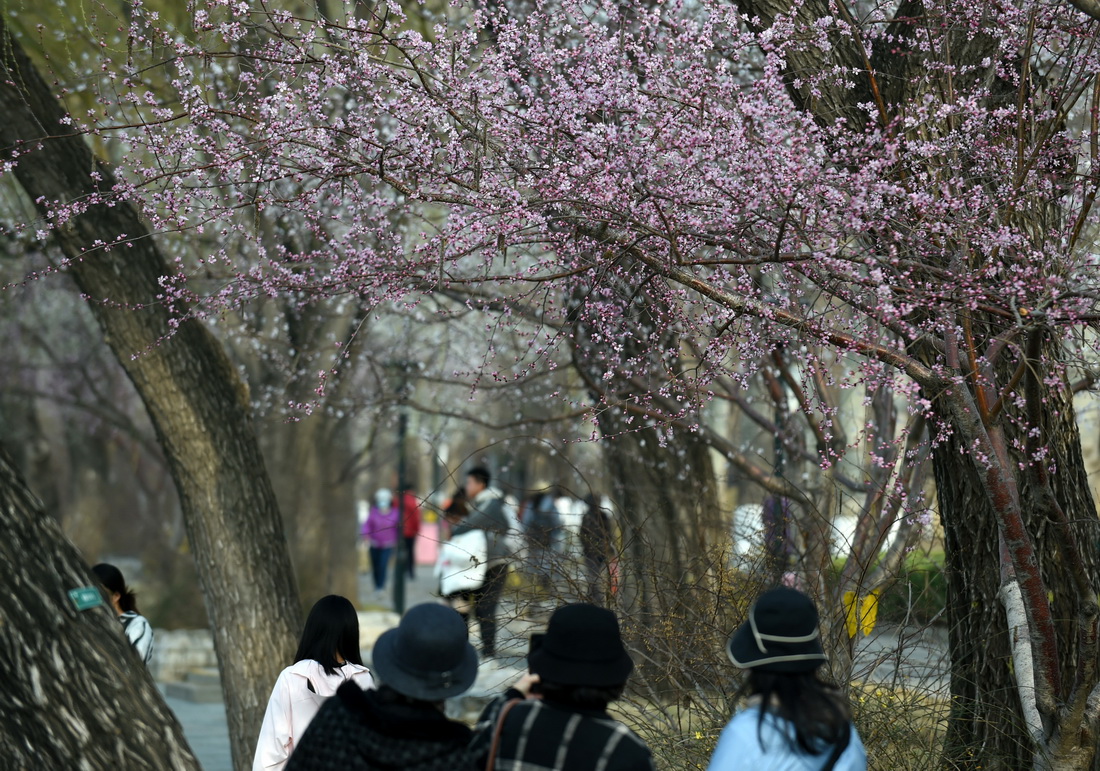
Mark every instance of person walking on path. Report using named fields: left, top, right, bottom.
left=524, top=492, right=561, bottom=597
left=92, top=562, right=154, bottom=665
left=253, top=595, right=374, bottom=771
left=362, top=488, right=400, bottom=598
left=706, top=587, right=866, bottom=771
left=452, top=466, right=514, bottom=658
left=399, top=485, right=422, bottom=580
left=472, top=603, right=655, bottom=771
left=580, top=495, right=614, bottom=604
left=284, top=603, right=478, bottom=771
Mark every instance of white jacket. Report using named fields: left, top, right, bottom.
left=119, top=611, right=154, bottom=665
left=252, top=659, right=374, bottom=771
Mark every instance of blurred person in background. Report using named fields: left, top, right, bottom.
left=92, top=562, right=154, bottom=665
left=454, top=467, right=513, bottom=658
left=580, top=495, right=614, bottom=604
left=399, top=483, right=422, bottom=581
left=361, top=488, right=399, bottom=600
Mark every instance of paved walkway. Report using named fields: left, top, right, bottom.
left=162, top=686, right=232, bottom=771
left=853, top=622, right=950, bottom=695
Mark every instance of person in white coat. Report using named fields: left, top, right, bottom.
left=253, top=595, right=374, bottom=771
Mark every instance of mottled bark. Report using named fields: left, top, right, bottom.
left=932, top=350, right=1100, bottom=769
left=0, top=24, right=300, bottom=771
left=0, top=444, right=200, bottom=769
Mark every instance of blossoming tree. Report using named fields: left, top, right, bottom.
left=7, top=0, right=1100, bottom=765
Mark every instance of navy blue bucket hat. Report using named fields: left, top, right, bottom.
left=372, top=603, right=479, bottom=700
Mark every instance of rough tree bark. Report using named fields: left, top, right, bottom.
left=934, top=351, right=1100, bottom=769
left=262, top=417, right=359, bottom=605
left=0, top=23, right=301, bottom=770
left=0, top=443, right=201, bottom=769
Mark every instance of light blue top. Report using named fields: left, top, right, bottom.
left=707, top=706, right=867, bottom=771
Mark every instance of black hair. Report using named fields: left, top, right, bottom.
left=92, top=563, right=139, bottom=613
left=444, top=488, right=468, bottom=518
left=294, top=595, right=364, bottom=675
left=467, top=466, right=491, bottom=486
left=744, top=669, right=850, bottom=761
left=539, top=681, right=625, bottom=711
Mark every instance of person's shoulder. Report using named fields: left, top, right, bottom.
left=282, top=659, right=333, bottom=685
left=837, top=723, right=868, bottom=770
left=614, top=720, right=651, bottom=750
left=584, top=714, right=651, bottom=756
left=706, top=709, right=768, bottom=769
left=716, top=707, right=770, bottom=748
left=286, top=659, right=318, bottom=676
left=599, top=719, right=655, bottom=770
left=334, top=678, right=376, bottom=713
left=727, top=705, right=762, bottom=727
left=347, top=665, right=374, bottom=688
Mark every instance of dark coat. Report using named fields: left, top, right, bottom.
left=453, top=488, right=512, bottom=564
left=285, top=683, right=475, bottom=771
left=471, top=690, right=655, bottom=771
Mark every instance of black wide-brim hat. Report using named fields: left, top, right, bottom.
left=372, top=603, right=479, bottom=700
left=528, top=603, right=634, bottom=686
left=727, top=587, right=827, bottom=674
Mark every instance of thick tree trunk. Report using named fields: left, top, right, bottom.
left=597, top=408, right=729, bottom=679
left=230, top=298, right=363, bottom=606
left=0, top=24, right=300, bottom=770
left=934, top=447, right=1030, bottom=768
left=935, top=373, right=1100, bottom=769
left=0, top=444, right=201, bottom=769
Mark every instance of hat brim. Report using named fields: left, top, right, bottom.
left=528, top=646, right=634, bottom=687
left=726, top=621, right=826, bottom=674
left=372, top=628, right=479, bottom=700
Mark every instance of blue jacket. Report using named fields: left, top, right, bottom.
left=707, top=706, right=866, bottom=771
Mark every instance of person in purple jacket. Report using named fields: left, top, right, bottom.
left=361, top=488, right=399, bottom=599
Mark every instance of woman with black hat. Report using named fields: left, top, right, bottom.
left=472, top=602, right=655, bottom=771
left=707, top=587, right=866, bottom=770
left=284, top=602, right=478, bottom=771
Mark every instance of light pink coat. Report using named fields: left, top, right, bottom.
left=251, top=659, right=374, bottom=770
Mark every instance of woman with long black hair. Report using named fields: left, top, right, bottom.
left=253, top=595, right=374, bottom=771
left=707, top=587, right=866, bottom=771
